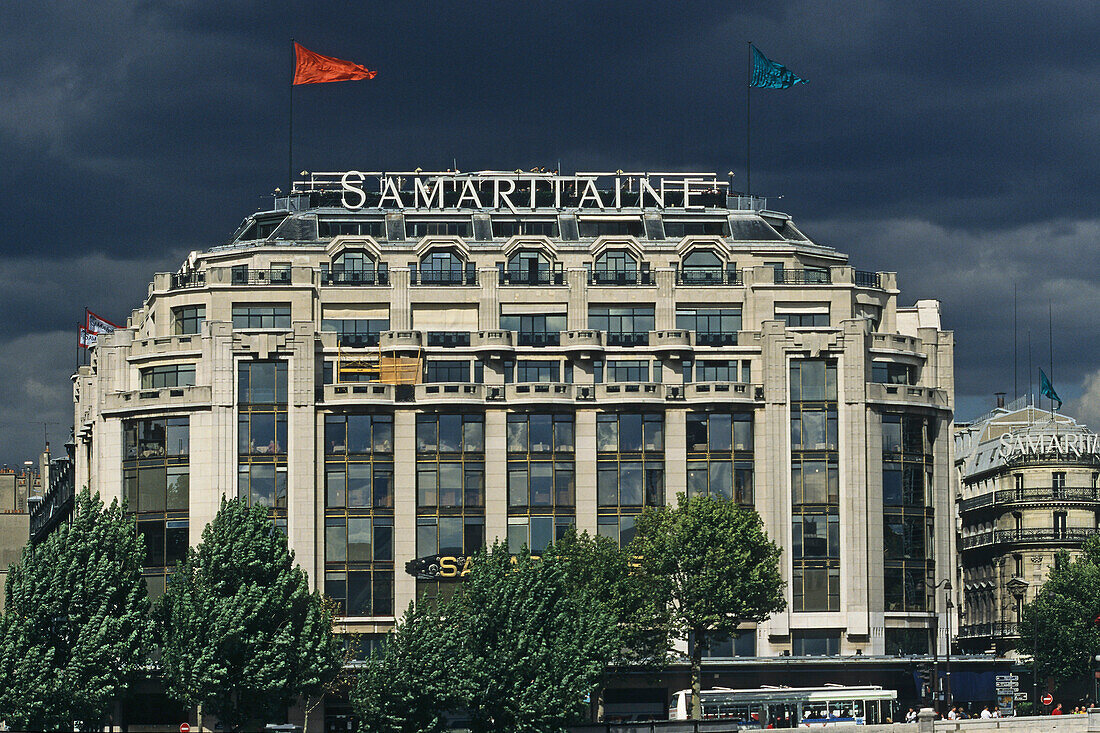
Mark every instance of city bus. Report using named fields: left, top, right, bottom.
left=668, top=684, right=897, bottom=727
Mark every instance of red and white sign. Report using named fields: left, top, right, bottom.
left=1042, top=693, right=1054, bottom=706
left=180, top=724, right=190, bottom=733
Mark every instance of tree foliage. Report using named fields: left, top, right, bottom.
left=351, top=595, right=469, bottom=733
left=354, top=541, right=619, bottom=733
left=159, top=498, right=341, bottom=730
left=630, top=493, right=785, bottom=719
left=1018, top=537, right=1100, bottom=696
left=541, top=528, right=669, bottom=666
left=0, top=488, right=150, bottom=731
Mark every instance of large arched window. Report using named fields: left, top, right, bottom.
left=591, top=250, right=638, bottom=285
left=506, top=250, right=552, bottom=285
left=329, top=250, right=381, bottom=284
left=680, top=249, right=724, bottom=284
left=419, top=250, right=468, bottom=285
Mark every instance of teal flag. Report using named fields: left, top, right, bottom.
left=1040, top=369, right=1062, bottom=409
left=750, top=45, right=807, bottom=89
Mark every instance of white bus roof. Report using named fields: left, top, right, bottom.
left=676, top=686, right=897, bottom=703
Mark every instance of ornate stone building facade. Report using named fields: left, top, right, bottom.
left=71, top=170, right=955, bottom=719
left=955, top=402, right=1100, bottom=656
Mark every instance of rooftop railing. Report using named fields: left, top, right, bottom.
left=230, top=268, right=293, bottom=286
left=412, top=268, right=478, bottom=286
left=855, top=270, right=883, bottom=288
left=588, top=269, right=655, bottom=286
left=776, top=268, right=831, bottom=285
left=321, top=269, right=389, bottom=286
left=499, top=269, right=564, bottom=286
left=676, top=268, right=742, bottom=286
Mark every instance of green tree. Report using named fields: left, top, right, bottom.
left=0, top=488, right=150, bottom=730
left=351, top=596, right=469, bottom=733
left=542, top=528, right=669, bottom=666
left=354, top=542, right=619, bottom=733
left=458, top=543, right=619, bottom=733
left=160, top=498, right=341, bottom=730
left=630, top=493, right=785, bottom=720
left=1018, top=538, right=1100, bottom=698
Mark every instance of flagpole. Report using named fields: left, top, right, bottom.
left=289, top=39, right=295, bottom=200
left=1049, top=299, right=1055, bottom=422
left=746, top=41, right=752, bottom=197
left=1013, top=283, right=1018, bottom=401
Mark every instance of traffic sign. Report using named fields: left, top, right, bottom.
left=180, top=724, right=190, bottom=733
left=1042, top=693, right=1054, bottom=706
left=1014, top=692, right=1029, bottom=701
left=996, top=674, right=1019, bottom=682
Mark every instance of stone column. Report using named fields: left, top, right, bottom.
left=393, top=409, right=418, bottom=614
left=484, top=409, right=507, bottom=544
left=575, top=409, right=597, bottom=535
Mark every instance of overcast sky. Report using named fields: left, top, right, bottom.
left=2, top=0, right=1099, bottom=467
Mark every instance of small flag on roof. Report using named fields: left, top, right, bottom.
left=749, top=45, right=807, bottom=89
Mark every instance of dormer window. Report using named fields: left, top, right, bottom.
left=680, top=250, right=724, bottom=285
left=591, top=250, right=638, bottom=285
left=505, top=250, right=552, bottom=285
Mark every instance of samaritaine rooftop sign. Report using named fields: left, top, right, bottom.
left=293, top=170, right=733, bottom=212
left=997, top=430, right=1100, bottom=461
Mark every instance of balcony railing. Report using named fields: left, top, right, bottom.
left=499, top=269, right=564, bottom=286
left=413, top=269, right=477, bottom=286
left=695, top=333, right=738, bottom=347
left=426, top=331, right=471, bottom=347
left=996, top=527, right=1100, bottom=544
left=961, top=527, right=1100, bottom=550
left=229, top=268, right=294, bottom=286
left=855, top=270, right=883, bottom=288
left=776, top=268, right=831, bottom=285
left=321, top=269, right=389, bottom=286
left=676, top=269, right=742, bottom=286
left=334, top=333, right=381, bottom=348
left=172, top=272, right=206, bottom=289
left=516, top=332, right=560, bottom=347
left=588, top=269, right=654, bottom=286
left=960, top=486, right=1100, bottom=513
left=605, top=332, right=649, bottom=347
left=957, top=622, right=1019, bottom=640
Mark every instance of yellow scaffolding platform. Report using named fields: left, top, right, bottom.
left=337, top=345, right=422, bottom=385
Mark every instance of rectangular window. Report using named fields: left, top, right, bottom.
left=792, top=630, right=841, bottom=656
left=606, top=360, right=650, bottom=383
left=424, top=360, right=471, bottom=383
left=676, top=307, right=741, bottom=347
left=514, top=360, right=559, bottom=383
left=321, top=319, right=389, bottom=348
left=492, top=219, right=559, bottom=238
left=406, top=220, right=472, bottom=237
left=664, top=220, right=732, bottom=238
left=578, top=219, right=644, bottom=237
left=140, top=363, right=196, bottom=389
left=172, top=306, right=205, bottom=335
left=588, top=306, right=654, bottom=347
left=232, top=304, right=291, bottom=329
left=872, top=361, right=917, bottom=385
left=500, top=313, right=566, bottom=347
left=238, top=361, right=288, bottom=405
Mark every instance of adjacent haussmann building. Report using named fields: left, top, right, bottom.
left=73, top=170, right=958, bottom=726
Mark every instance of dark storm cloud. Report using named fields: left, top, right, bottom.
left=2, top=0, right=1100, bottom=463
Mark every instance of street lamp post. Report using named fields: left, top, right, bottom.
left=927, top=578, right=952, bottom=711
left=1007, top=579, right=1031, bottom=714
left=945, top=582, right=953, bottom=709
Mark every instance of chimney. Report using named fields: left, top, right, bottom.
left=995, top=392, right=1006, bottom=409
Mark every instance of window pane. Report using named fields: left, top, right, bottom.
left=348, top=518, right=372, bottom=562
left=326, top=522, right=347, bottom=562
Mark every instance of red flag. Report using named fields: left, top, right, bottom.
left=293, top=42, right=377, bottom=85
